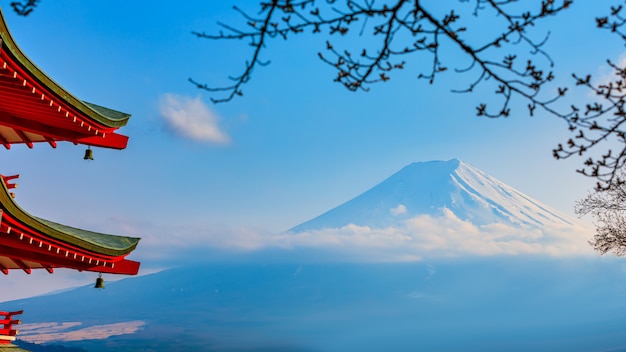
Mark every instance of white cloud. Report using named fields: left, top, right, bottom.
left=274, top=209, right=595, bottom=261
left=100, top=210, right=596, bottom=266
left=18, top=212, right=591, bottom=300
left=390, top=204, right=407, bottom=216
left=100, top=216, right=272, bottom=262
left=594, top=52, right=626, bottom=90
left=158, top=93, right=230, bottom=144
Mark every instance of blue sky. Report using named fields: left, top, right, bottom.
left=0, top=1, right=621, bottom=300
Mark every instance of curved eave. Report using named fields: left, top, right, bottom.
left=0, top=48, right=130, bottom=149
left=0, top=8, right=129, bottom=128
left=0, top=178, right=140, bottom=258
left=0, top=238, right=141, bottom=275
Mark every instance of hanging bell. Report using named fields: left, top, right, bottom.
left=94, top=274, right=104, bottom=289
left=83, top=147, right=94, bottom=161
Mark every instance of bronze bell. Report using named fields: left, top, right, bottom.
left=83, top=147, right=94, bottom=161
left=94, top=274, right=104, bottom=289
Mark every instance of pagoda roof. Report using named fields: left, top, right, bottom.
left=0, top=175, right=140, bottom=275
left=0, top=7, right=130, bottom=149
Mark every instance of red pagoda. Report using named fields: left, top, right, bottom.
left=0, top=7, right=140, bottom=350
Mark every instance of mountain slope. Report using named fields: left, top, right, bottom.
left=290, top=159, right=574, bottom=232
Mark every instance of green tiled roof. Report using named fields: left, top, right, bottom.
left=0, top=179, right=139, bottom=257
left=84, top=102, right=131, bottom=123
left=0, top=7, right=130, bottom=128
left=34, top=217, right=140, bottom=255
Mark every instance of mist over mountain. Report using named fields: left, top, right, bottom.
left=283, top=159, right=591, bottom=259
left=291, top=159, right=574, bottom=232
left=3, top=159, right=615, bottom=352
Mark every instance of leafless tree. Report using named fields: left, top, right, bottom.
left=191, top=0, right=570, bottom=110
left=12, top=1, right=626, bottom=192
left=190, top=0, right=626, bottom=190
left=576, top=170, right=626, bottom=255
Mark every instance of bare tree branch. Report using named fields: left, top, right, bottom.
left=192, top=0, right=571, bottom=115
left=9, top=0, right=39, bottom=16
left=553, top=2, right=626, bottom=190
left=192, top=1, right=626, bottom=192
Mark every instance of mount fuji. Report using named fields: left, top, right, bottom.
left=290, top=159, right=575, bottom=232
left=3, top=161, right=621, bottom=352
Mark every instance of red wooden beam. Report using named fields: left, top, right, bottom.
left=8, top=258, right=30, bottom=274
left=88, top=258, right=140, bottom=275
left=1, top=174, right=19, bottom=182
left=13, top=129, right=32, bottom=149
left=0, top=243, right=138, bottom=275
left=0, top=132, right=10, bottom=150
left=0, top=329, right=18, bottom=336
left=1, top=174, right=18, bottom=189
left=0, top=311, right=23, bottom=319
left=0, top=311, right=22, bottom=321
left=44, top=137, right=57, bottom=148
left=77, top=133, right=129, bottom=150
left=0, top=112, right=89, bottom=144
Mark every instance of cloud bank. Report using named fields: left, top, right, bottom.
left=158, top=93, right=230, bottom=144
left=274, top=209, right=594, bottom=261
left=112, top=209, right=595, bottom=265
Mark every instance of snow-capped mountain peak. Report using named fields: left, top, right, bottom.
left=290, top=159, right=575, bottom=232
